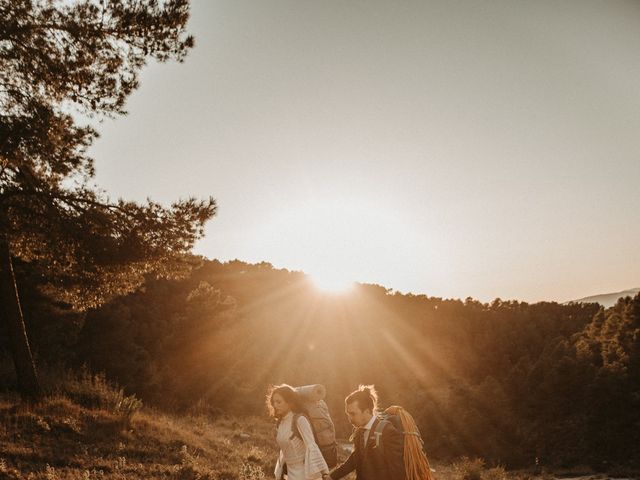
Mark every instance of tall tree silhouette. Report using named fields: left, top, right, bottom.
left=0, top=0, right=215, bottom=399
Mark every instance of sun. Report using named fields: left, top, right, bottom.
left=310, top=271, right=354, bottom=294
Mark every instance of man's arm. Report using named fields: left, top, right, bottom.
left=329, top=449, right=356, bottom=480
left=383, top=423, right=406, bottom=480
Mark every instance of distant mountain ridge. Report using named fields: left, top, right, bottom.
left=569, top=287, right=640, bottom=308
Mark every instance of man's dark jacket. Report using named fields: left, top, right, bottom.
left=330, top=417, right=405, bottom=480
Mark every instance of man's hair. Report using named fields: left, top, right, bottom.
left=345, top=384, right=379, bottom=413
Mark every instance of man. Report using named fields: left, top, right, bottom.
left=329, top=385, right=405, bottom=480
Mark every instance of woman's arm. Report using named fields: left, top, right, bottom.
left=274, top=448, right=284, bottom=480
left=296, top=415, right=330, bottom=477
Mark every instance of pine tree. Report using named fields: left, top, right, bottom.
left=0, top=0, right=215, bottom=399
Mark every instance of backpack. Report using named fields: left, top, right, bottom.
left=290, top=385, right=338, bottom=468
left=372, top=406, right=435, bottom=480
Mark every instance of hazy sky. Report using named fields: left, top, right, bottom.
left=89, top=0, right=640, bottom=303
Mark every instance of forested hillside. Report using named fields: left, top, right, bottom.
left=2, top=259, right=639, bottom=470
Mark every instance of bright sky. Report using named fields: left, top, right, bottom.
left=89, top=0, right=640, bottom=303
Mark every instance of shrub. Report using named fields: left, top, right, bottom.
left=175, top=445, right=215, bottom=480
left=453, top=457, right=486, bottom=480
left=0, top=458, right=21, bottom=480
left=239, top=463, right=265, bottom=480
left=40, top=365, right=142, bottom=427
left=482, top=466, right=508, bottom=480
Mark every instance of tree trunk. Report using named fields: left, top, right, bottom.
left=0, top=237, right=41, bottom=400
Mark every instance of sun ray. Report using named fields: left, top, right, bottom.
left=309, top=271, right=354, bottom=294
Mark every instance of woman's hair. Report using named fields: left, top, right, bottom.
left=266, top=384, right=304, bottom=419
left=345, top=384, right=379, bottom=413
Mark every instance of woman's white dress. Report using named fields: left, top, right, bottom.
left=274, top=411, right=329, bottom=480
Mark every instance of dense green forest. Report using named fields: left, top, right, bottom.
left=2, top=258, right=638, bottom=470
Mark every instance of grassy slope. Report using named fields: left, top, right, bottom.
left=0, top=392, right=279, bottom=479
left=1, top=385, right=629, bottom=480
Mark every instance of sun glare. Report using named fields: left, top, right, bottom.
left=201, top=195, right=439, bottom=298
left=310, top=271, right=354, bottom=294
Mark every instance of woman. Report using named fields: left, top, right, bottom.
left=267, top=384, right=331, bottom=480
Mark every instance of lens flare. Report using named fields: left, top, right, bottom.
left=309, top=271, right=354, bottom=293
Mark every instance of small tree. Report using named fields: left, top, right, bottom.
left=0, top=0, right=216, bottom=399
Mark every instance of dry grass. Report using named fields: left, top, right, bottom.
left=2, top=375, right=635, bottom=480
left=0, top=390, right=278, bottom=479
